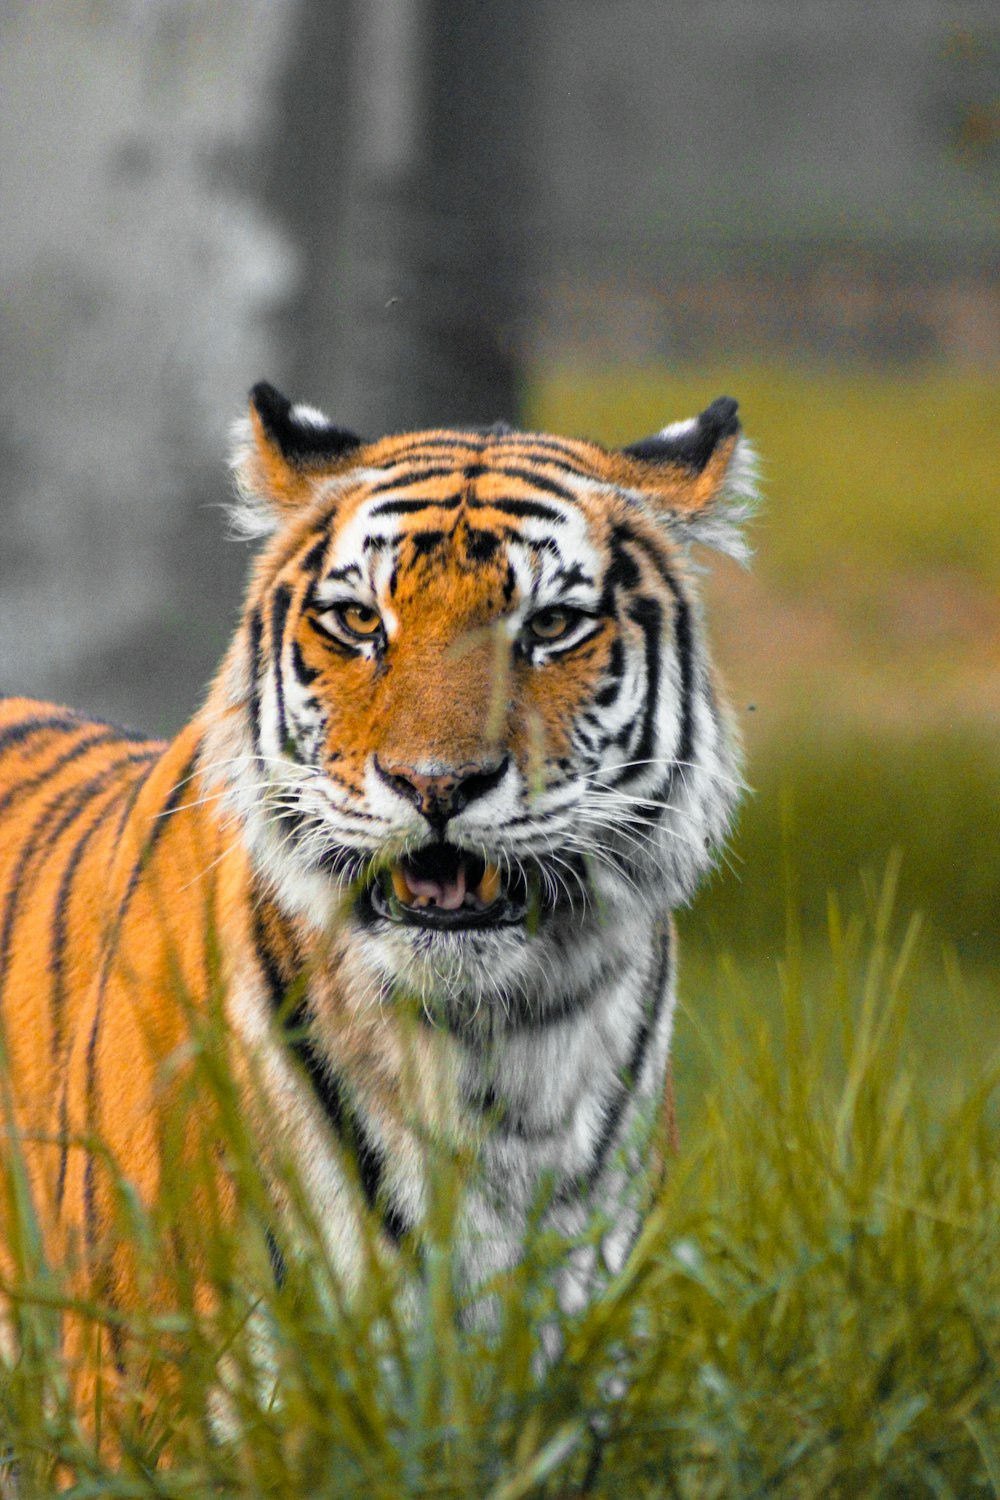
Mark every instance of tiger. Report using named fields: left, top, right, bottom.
left=0, top=381, right=756, bottom=1436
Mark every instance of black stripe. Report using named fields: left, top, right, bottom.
left=582, top=926, right=672, bottom=1191
left=83, top=1153, right=98, bottom=1260
left=621, top=772, right=678, bottom=842
left=593, top=637, right=625, bottom=708
left=254, top=911, right=294, bottom=1020
left=367, top=469, right=458, bottom=498
left=291, top=641, right=319, bottom=687
left=369, top=494, right=463, bottom=517
left=49, top=778, right=139, bottom=1066
left=320, top=565, right=363, bottom=586
left=0, top=710, right=150, bottom=752
left=246, top=608, right=264, bottom=759
left=409, top=529, right=445, bottom=557
left=528, top=535, right=562, bottom=561
left=605, top=524, right=696, bottom=790
left=608, top=523, right=670, bottom=592
left=78, top=750, right=188, bottom=1250
left=382, top=1201, right=409, bottom=1244
left=613, top=525, right=696, bottom=765
left=270, top=585, right=292, bottom=752
left=493, top=441, right=600, bottom=478
left=602, top=531, right=641, bottom=607
left=254, top=915, right=405, bottom=1245
left=371, top=436, right=487, bottom=461
left=467, top=496, right=566, bottom=523
left=555, top=562, right=593, bottom=589
left=0, top=726, right=146, bottom=821
left=55, top=759, right=157, bottom=1211
left=82, top=749, right=200, bottom=1191
left=0, top=713, right=83, bottom=755
left=464, top=528, right=501, bottom=562
left=299, top=533, right=331, bottom=576
left=374, top=432, right=599, bottom=479
left=627, top=596, right=663, bottom=769
left=0, top=752, right=157, bottom=1004
left=266, top=1226, right=287, bottom=1290
left=671, top=593, right=695, bottom=770
left=484, top=467, right=576, bottom=502
left=304, top=616, right=356, bottom=657
left=561, top=620, right=604, bottom=656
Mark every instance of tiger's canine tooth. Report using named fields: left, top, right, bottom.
left=476, top=862, right=502, bottom=905
left=391, top=863, right=414, bottom=904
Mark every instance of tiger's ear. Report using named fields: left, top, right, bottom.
left=228, top=382, right=364, bottom=538
left=621, top=396, right=759, bottom=564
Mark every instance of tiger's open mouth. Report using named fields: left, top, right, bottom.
left=367, top=844, right=529, bottom=930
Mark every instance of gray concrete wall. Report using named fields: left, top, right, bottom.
left=537, top=0, right=997, bottom=249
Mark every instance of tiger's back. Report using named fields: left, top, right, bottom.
left=0, top=704, right=223, bottom=1245
left=0, top=702, right=156, bottom=1114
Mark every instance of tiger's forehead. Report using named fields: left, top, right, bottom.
left=326, top=426, right=640, bottom=543
left=355, top=425, right=622, bottom=480
left=310, top=426, right=637, bottom=591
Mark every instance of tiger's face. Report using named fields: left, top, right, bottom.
left=208, top=385, right=756, bottom=1020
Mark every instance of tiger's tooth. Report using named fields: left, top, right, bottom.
left=391, top=864, right=414, bottom=904
left=476, top=862, right=502, bottom=905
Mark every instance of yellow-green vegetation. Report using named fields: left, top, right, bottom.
left=0, top=869, right=997, bottom=1496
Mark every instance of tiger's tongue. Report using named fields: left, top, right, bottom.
left=405, top=863, right=467, bottom=911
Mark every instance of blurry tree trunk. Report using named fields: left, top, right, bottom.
left=271, top=0, right=538, bottom=434
left=0, top=2, right=295, bottom=733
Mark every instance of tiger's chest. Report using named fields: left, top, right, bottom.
left=232, top=913, right=674, bottom=1300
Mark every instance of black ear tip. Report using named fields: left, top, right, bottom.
left=701, top=396, right=740, bottom=437
left=249, top=381, right=292, bottom=431
left=248, top=382, right=363, bottom=465
left=621, top=394, right=742, bottom=473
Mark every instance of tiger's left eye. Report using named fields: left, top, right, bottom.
left=527, top=607, right=578, bottom=643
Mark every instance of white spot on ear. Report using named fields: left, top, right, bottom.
left=655, top=415, right=699, bottom=442
left=290, top=402, right=334, bottom=429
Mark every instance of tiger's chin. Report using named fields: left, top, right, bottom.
left=351, top=842, right=644, bottom=1032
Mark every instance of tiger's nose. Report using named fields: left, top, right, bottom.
left=374, top=755, right=510, bottom=833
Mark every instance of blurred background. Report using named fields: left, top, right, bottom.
left=2, top=1, right=997, bottom=1064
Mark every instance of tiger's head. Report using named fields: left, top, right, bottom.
left=204, top=383, right=757, bottom=1022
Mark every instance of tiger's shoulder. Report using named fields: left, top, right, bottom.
left=0, top=698, right=220, bottom=1111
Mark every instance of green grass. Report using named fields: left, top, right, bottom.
left=685, top=727, right=1000, bottom=967
left=1, top=869, right=998, bottom=1497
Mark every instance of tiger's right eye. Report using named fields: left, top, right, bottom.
left=314, top=602, right=385, bottom=645
left=336, top=603, right=382, bottom=638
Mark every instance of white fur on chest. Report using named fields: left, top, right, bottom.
left=228, top=916, right=673, bottom=1304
